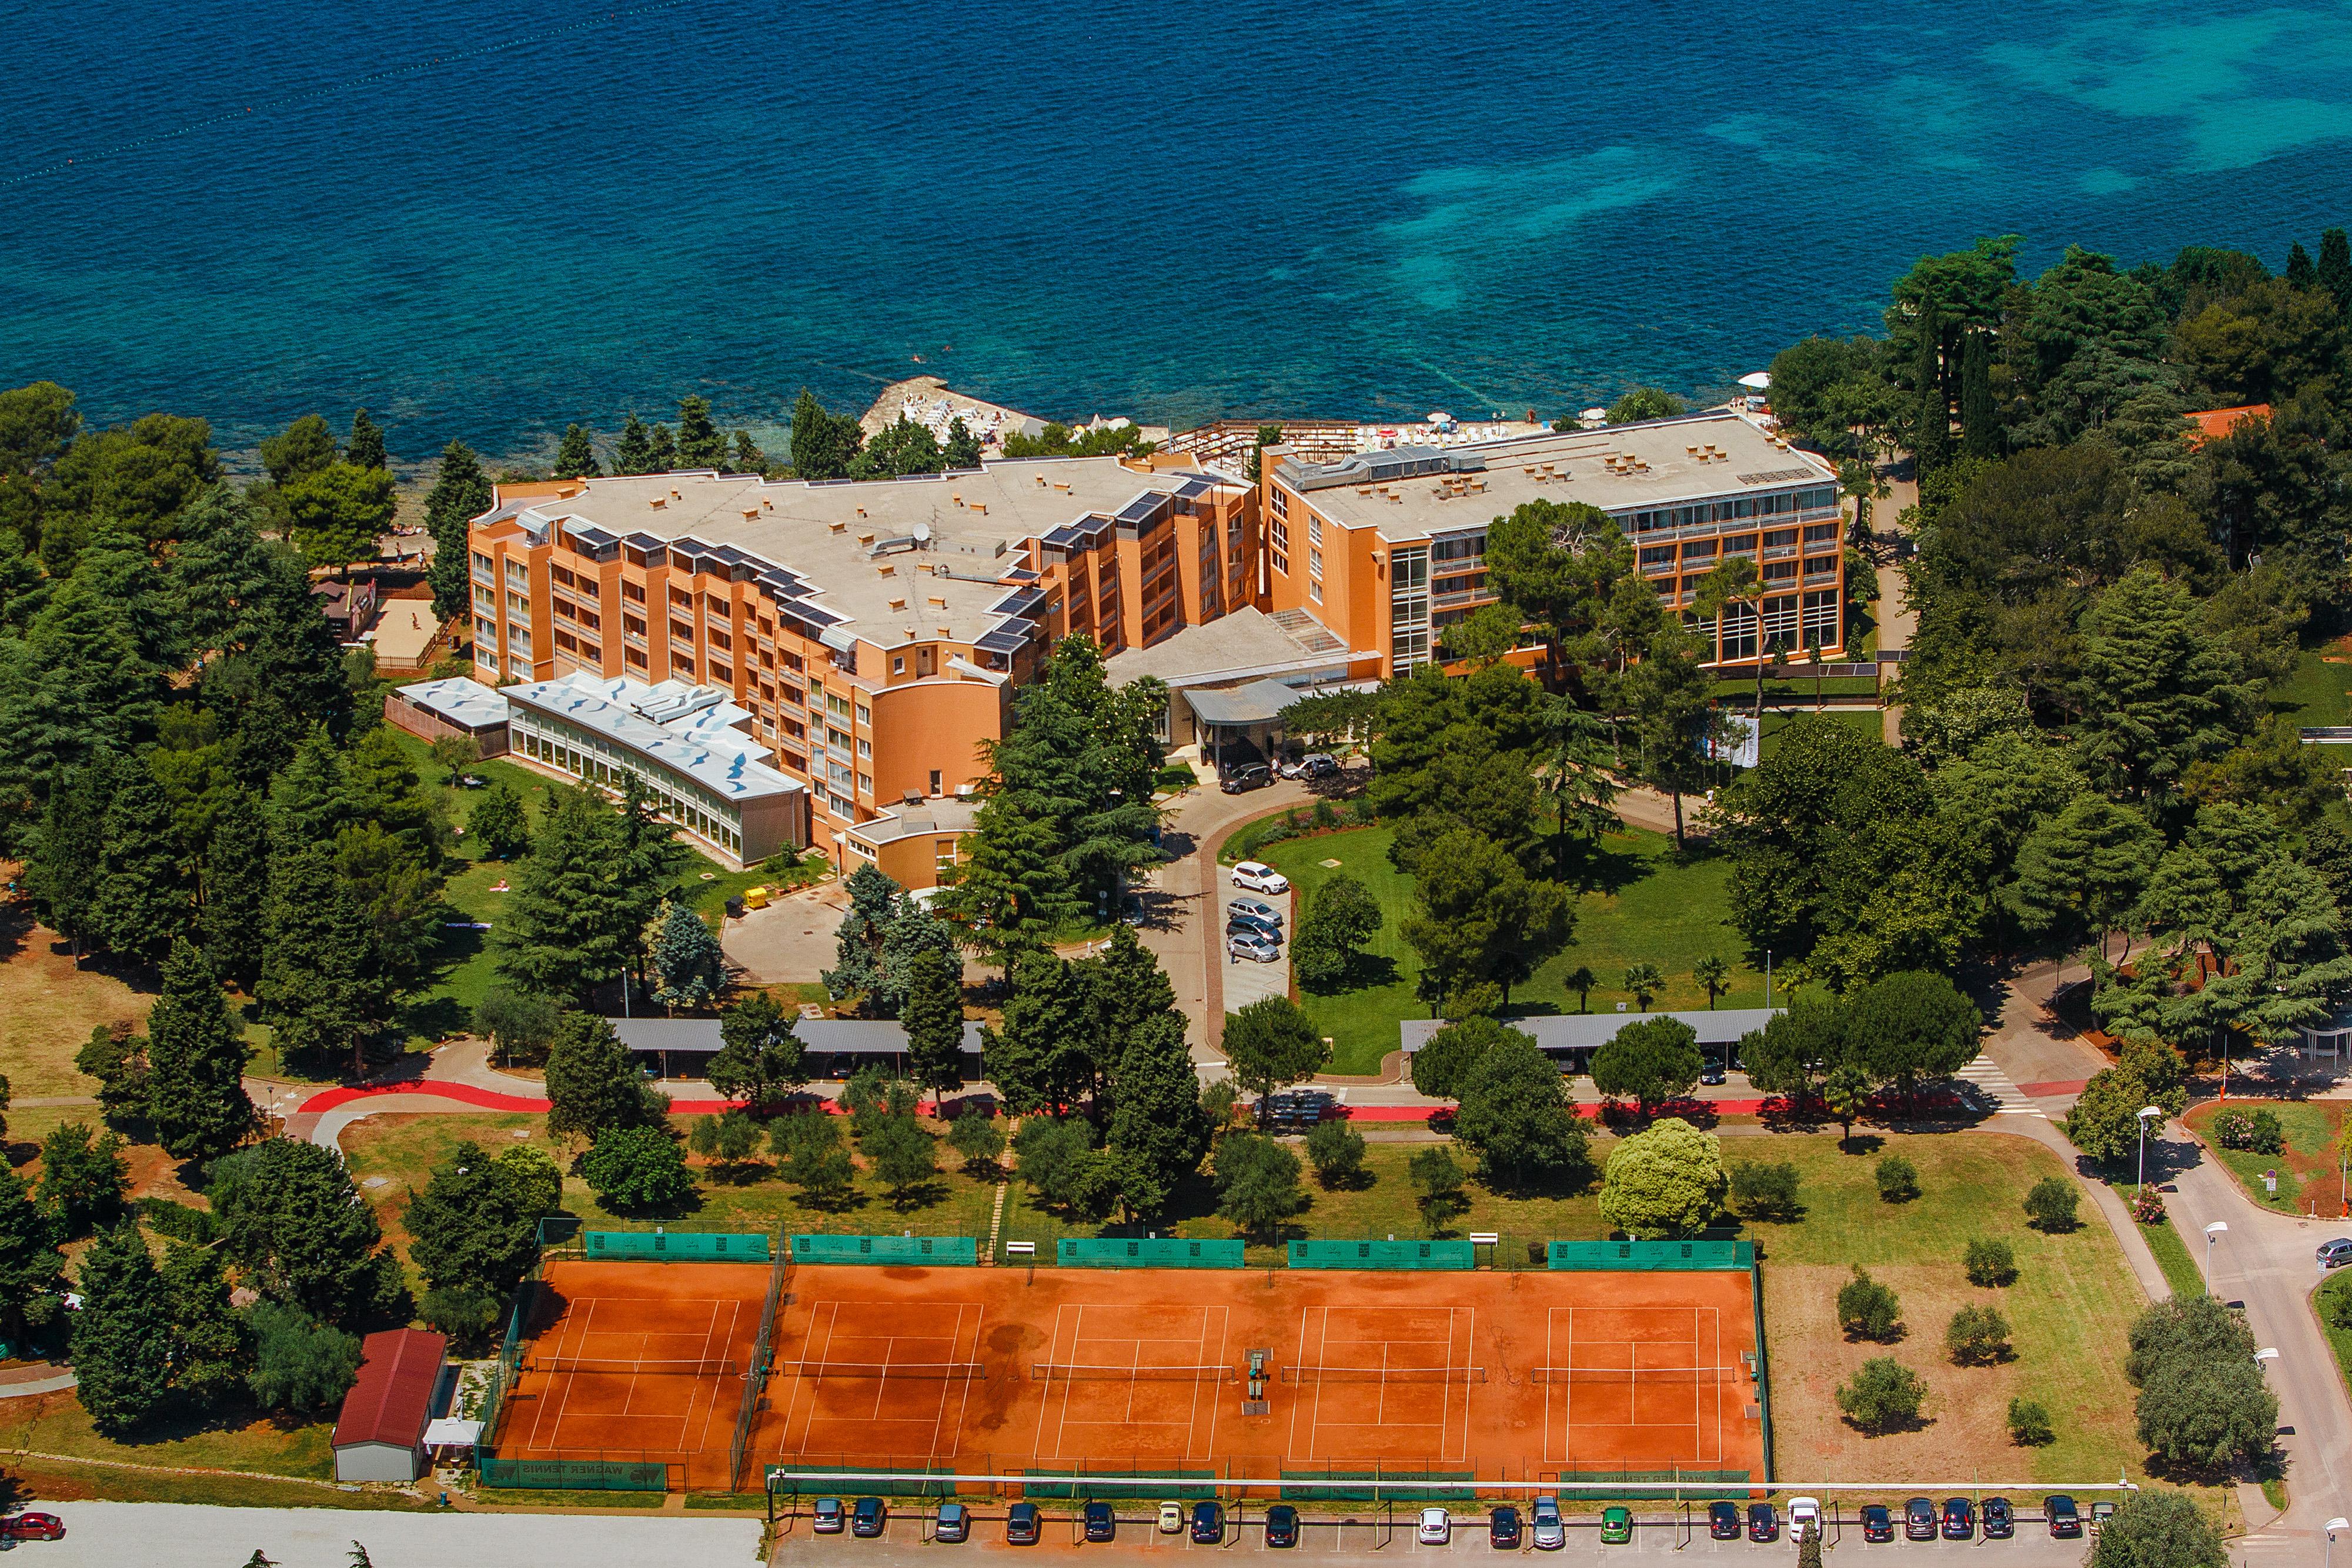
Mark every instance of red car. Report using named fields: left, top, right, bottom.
left=3, top=1514, right=65, bottom=1542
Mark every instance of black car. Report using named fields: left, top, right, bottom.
left=2046, top=1495, right=2080, bottom=1538
left=1706, top=1502, right=1740, bottom=1540
left=1220, top=764, right=1272, bottom=794
left=1904, top=1497, right=1936, bottom=1540
left=1006, top=1503, right=1040, bottom=1544
left=1227, top=910, right=1282, bottom=941
left=1746, top=1502, right=1777, bottom=1542
left=1983, top=1497, right=2013, bottom=1539
left=1190, top=1502, right=1222, bottom=1544
left=1264, top=1504, right=1299, bottom=1549
left=1941, top=1498, right=1973, bottom=1541
left=1700, top=1060, right=1727, bottom=1086
left=1489, top=1506, right=1520, bottom=1548
left=1859, top=1505, right=1893, bottom=1543
left=1084, top=1501, right=1115, bottom=1542
left=851, top=1497, right=886, bottom=1538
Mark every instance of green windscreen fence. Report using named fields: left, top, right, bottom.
left=769, top=1464, right=960, bottom=1499
left=1057, top=1238, right=1245, bottom=1269
left=1278, top=1467, right=1477, bottom=1503
left=1546, top=1239, right=1753, bottom=1271
left=1022, top=1467, right=1216, bottom=1500
left=791, top=1234, right=978, bottom=1266
left=1288, top=1239, right=1474, bottom=1271
left=1545, top=1469, right=1752, bottom=1502
left=478, top=1455, right=669, bottom=1492
left=583, top=1229, right=769, bottom=1262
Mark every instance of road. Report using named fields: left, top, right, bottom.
left=41, top=1502, right=761, bottom=1568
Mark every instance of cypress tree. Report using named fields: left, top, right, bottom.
left=1959, top=329, right=2001, bottom=459
left=900, top=948, right=967, bottom=1105
left=2287, top=240, right=2318, bottom=289
left=201, top=789, right=271, bottom=989
left=675, top=396, right=727, bottom=469
left=0, top=1161, right=66, bottom=1346
left=148, top=937, right=259, bottom=1161
left=1911, top=296, right=1950, bottom=477
left=71, top=1222, right=173, bottom=1435
left=553, top=423, right=600, bottom=479
left=346, top=410, right=388, bottom=470
left=2320, top=228, right=2352, bottom=317
left=91, top=747, right=191, bottom=962
left=614, top=414, right=653, bottom=474
left=423, top=440, right=493, bottom=622
left=25, top=751, right=109, bottom=958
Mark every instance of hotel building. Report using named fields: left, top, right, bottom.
left=1258, top=410, right=1847, bottom=676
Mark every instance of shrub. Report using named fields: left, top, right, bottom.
left=2209, top=1106, right=2284, bottom=1154
left=2328, top=1278, right=2352, bottom=1332
left=1835, top=1265, right=1902, bottom=1342
left=579, top=1125, right=694, bottom=1211
left=2209, top=1108, right=2254, bottom=1148
left=1304, top=1120, right=1368, bottom=1189
left=2132, top=1186, right=2166, bottom=1223
left=1728, top=1160, right=1802, bottom=1219
left=2023, top=1175, right=2080, bottom=1231
left=947, top=1106, right=1007, bottom=1174
left=1946, top=1303, right=2012, bottom=1365
left=2006, top=1397, right=2054, bottom=1446
left=1962, top=1236, right=2017, bottom=1286
left=2244, top=1108, right=2285, bottom=1155
left=1835, top=1357, right=1925, bottom=1433
left=1875, top=1155, right=1919, bottom=1203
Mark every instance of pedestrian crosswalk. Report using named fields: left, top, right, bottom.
left=1956, top=1054, right=2045, bottom=1117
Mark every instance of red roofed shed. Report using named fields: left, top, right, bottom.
left=2184, top=403, right=2271, bottom=446
left=332, top=1328, right=447, bottom=1483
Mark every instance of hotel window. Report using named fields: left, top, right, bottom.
left=674, top=656, right=695, bottom=677
left=857, top=737, right=871, bottom=758
left=670, top=619, right=693, bottom=644
left=1805, top=521, right=1840, bottom=544
left=855, top=703, right=871, bottom=726
left=1308, top=576, right=1323, bottom=605
left=857, top=773, right=873, bottom=796
left=670, top=587, right=692, bottom=607
left=709, top=628, right=731, bottom=651
left=936, top=838, right=958, bottom=874
left=1269, top=517, right=1289, bottom=575
left=827, top=693, right=852, bottom=720
left=929, top=768, right=943, bottom=795
left=1308, top=547, right=1322, bottom=580
left=1308, top=513, right=1324, bottom=547
left=472, top=551, right=494, bottom=584
left=1718, top=601, right=1758, bottom=661
left=475, top=616, right=497, bottom=647
left=507, top=590, right=528, bottom=615
left=711, top=662, right=733, bottom=683
left=473, top=584, right=494, bottom=613
left=475, top=643, right=496, bottom=670
left=1762, top=559, right=1799, bottom=584
left=622, top=580, right=646, bottom=603
left=892, top=654, right=905, bottom=674
left=550, top=565, right=574, bottom=588
left=1271, top=486, right=1288, bottom=520
left=507, top=626, right=532, bottom=656
left=1639, top=545, right=1676, bottom=570
left=507, top=653, right=532, bottom=678
left=1762, top=594, right=1799, bottom=648
left=1802, top=590, right=1839, bottom=646
left=505, top=559, right=527, bottom=589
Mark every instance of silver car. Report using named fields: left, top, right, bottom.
left=2319, top=1238, right=2352, bottom=1268
left=1230, top=895, right=1285, bottom=927
left=1529, top=1494, right=1564, bottom=1550
left=1228, top=932, right=1281, bottom=963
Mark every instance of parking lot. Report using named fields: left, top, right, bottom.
left=1220, top=865, right=1294, bottom=1013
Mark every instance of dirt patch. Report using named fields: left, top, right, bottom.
left=0, top=908, right=154, bottom=1099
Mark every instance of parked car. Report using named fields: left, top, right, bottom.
left=1191, top=1502, right=1223, bottom=1544
left=2046, top=1495, right=2081, bottom=1538
left=1229, top=895, right=1286, bottom=927
left=1227, top=909, right=1283, bottom=941
left=1231, top=861, right=1291, bottom=894
left=1220, top=764, right=1272, bottom=794
left=1264, top=1503, right=1299, bottom=1549
left=1788, top=1497, right=1820, bottom=1543
left=2319, top=1238, right=2352, bottom=1268
left=1227, top=932, right=1281, bottom=963
left=1418, top=1508, right=1451, bottom=1544
left=1904, top=1497, right=1936, bottom=1540
left=1279, top=753, right=1338, bottom=780
left=2090, top=1500, right=2116, bottom=1535
left=851, top=1497, right=886, bottom=1538
left=1006, top=1503, right=1041, bottom=1544
left=1940, top=1497, right=1974, bottom=1541
left=0, top=1517, right=63, bottom=1544
left=1699, top=1059, right=1727, bottom=1086
left=1706, top=1501, right=1740, bottom=1539
left=934, top=1502, right=969, bottom=1543
left=811, top=1497, right=846, bottom=1533
left=1529, top=1495, right=1563, bottom=1550
left=1598, top=1506, right=1632, bottom=1544
left=1747, top=1503, right=1777, bottom=1542
left=1489, top=1506, right=1519, bottom=1547
left=1158, top=1502, right=1183, bottom=1534
left=1084, top=1501, right=1115, bottom=1542
left=1859, top=1504, right=1893, bottom=1542
left=1982, top=1497, right=2013, bottom=1539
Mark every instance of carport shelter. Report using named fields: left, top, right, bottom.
left=610, top=1017, right=984, bottom=1080
left=332, top=1328, right=447, bottom=1483
left=1399, top=1008, right=1782, bottom=1075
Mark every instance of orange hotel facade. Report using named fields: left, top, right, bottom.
left=463, top=410, right=1842, bottom=875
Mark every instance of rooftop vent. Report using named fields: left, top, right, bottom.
left=650, top=497, right=667, bottom=510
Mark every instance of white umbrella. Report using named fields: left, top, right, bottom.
left=1738, top=372, right=1772, bottom=390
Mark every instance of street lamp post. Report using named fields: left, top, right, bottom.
left=2254, top=1348, right=2280, bottom=1369
left=2136, top=1106, right=2161, bottom=1193
left=2205, top=1220, right=2229, bottom=1285
left=2326, top=1515, right=2347, bottom=1568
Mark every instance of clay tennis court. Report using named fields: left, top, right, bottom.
left=494, top=1259, right=1766, bottom=1493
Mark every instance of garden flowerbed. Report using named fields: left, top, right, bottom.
left=2183, top=1099, right=2348, bottom=1216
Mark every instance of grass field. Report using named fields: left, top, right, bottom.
left=2182, top=1100, right=2344, bottom=1215
left=0, top=1388, right=338, bottom=1484
left=2272, top=646, right=2352, bottom=730
left=0, top=1455, right=433, bottom=1510
left=1707, top=674, right=1882, bottom=702
left=1255, top=825, right=1765, bottom=1074
left=0, top=909, right=153, bottom=1100
left=2316, top=1271, right=2352, bottom=1410
left=1759, top=708, right=1883, bottom=755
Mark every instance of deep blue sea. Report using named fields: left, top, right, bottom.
left=6, top=0, right=2352, bottom=467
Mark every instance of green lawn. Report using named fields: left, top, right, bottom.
left=2183, top=1101, right=2344, bottom=1215
left=2140, top=1213, right=2207, bottom=1300
left=1706, top=674, right=1882, bottom=702
left=1256, top=825, right=1766, bottom=1074
left=2315, top=1271, right=2352, bottom=1410
left=2271, top=647, right=2352, bottom=730
left=1759, top=708, right=1882, bottom=756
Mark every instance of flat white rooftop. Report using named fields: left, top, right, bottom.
left=503, top=671, right=802, bottom=803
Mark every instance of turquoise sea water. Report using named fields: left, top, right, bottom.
left=5, top=0, right=2352, bottom=463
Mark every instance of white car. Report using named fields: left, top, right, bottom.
left=1788, top=1497, right=1821, bottom=1545
left=1279, top=753, right=1338, bottom=780
left=1158, top=1501, right=1183, bottom=1534
left=1416, top=1507, right=1450, bottom=1544
left=1231, top=861, right=1290, bottom=895
left=1228, top=932, right=1281, bottom=963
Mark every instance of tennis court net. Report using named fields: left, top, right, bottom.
left=1528, top=1364, right=1745, bottom=1385
left=1030, top=1362, right=1237, bottom=1383
left=520, top=1355, right=745, bottom=1378
left=1278, top=1365, right=1487, bottom=1386
left=776, top=1360, right=988, bottom=1381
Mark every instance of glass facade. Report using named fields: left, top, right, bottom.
left=1389, top=544, right=1430, bottom=673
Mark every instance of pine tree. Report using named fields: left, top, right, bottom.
left=614, top=414, right=653, bottom=474
left=1959, top=329, right=2000, bottom=459
left=0, top=572, right=166, bottom=809
left=346, top=410, right=387, bottom=470
left=1912, top=295, right=1950, bottom=476
left=1105, top=1011, right=1207, bottom=1218
left=821, top=863, right=898, bottom=1009
left=36, top=1121, right=128, bottom=1235
left=423, top=440, right=493, bottom=621
left=900, top=948, right=966, bottom=1104
left=25, top=751, right=109, bottom=957
left=2320, top=227, right=2352, bottom=317
left=936, top=794, right=1082, bottom=980
left=649, top=901, right=722, bottom=1010
left=201, top=788, right=271, bottom=988
left=2287, top=240, right=2318, bottom=289
left=789, top=389, right=863, bottom=480
left=675, top=396, right=727, bottom=469
left=161, top=1241, right=251, bottom=1412
left=259, top=841, right=395, bottom=1077
left=645, top=424, right=679, bottom=471
left=542, top=1012, right=663, bottom=1142
left=148, top=937, right=259, bottom=1161
left=91, top=746, right=190, bottom=961
left=0, top=1162, right=66, bottom=1346
left=730, top=430, right=767, bottom=474
left=710, top=992, right=805, bottom=1112
left=493, top=785, right=634, bottom=1002
left=877, top=891, right=960, bottom=1016
left=71, top=1222, right=173, bottom=1435
left=466, top=781, right=532, bottom=860
left=553, top=423, right=600, bottom=479
left=981, top=951, right=1097, bottom=1114
left=613, top=774, right=687, bottom=988
left=209, top=1138, right=391, bottom=1325
left=942, top=417, right=982, bottom=470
